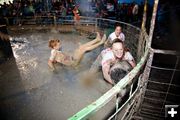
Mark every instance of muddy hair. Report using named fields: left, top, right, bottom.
left=110, top=61, right=132, bottom=84
left=48, top=39, right=60, bottom=49
left=110, top=68, right=127, bottom=84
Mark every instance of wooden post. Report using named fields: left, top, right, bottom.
left=0, top=25, right=13, bottom=63
left=137, top=0, right=148, bottom=61
left=148, top=0, right=159, bottom=47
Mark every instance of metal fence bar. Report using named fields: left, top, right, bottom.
left=160, top=56, right=179, bottom=113
left=140, top=110, right=164, bottom=118
left=137, top=48, right=180, bottom=118
left=148, top=0, right=159, bottom=46
left=147, top=79, right=180, bottom=88
left=108, top=77, right=140, bottom=120
left=145, top=89, right=180, bottom=97
left=143, top=96, right=175, bottom=104
left=141, top=104, right=163, bottom=110
left=115, top=95, right=120, bottom=120
left=151, top=48, right=180, bottom=55
left=148, top=65, right=180, bottom=71
left=127, top=49, right=152, bottom=120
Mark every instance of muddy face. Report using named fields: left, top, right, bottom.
left=112, top=42, right=124, bottom=59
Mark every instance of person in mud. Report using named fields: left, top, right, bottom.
left=90, top=38, right=136, bottom=85
left=104, top=25, right=125, bottom=48
left=48, top=32, right=106, bottom=71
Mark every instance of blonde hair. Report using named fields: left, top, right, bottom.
left=48, top=39, right=60, bottom=48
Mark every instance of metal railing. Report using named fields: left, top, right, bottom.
left=132, top=48, right=180, bottom=119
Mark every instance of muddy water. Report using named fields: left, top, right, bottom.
left=11, top=31, right=97, bottom=90
left=0, top=30, right=114, bottom=120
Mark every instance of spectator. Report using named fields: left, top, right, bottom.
left=106, top=2, right=114, bottom=17
left=132, top=2, right=139, bottom=21
left=72, top=5, right=80, bottom=25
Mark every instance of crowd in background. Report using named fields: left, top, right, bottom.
left=0, top=0, right=77, bottom=17
left=92, top=0, right=144, bottom=23
left=0, top=0, right=148, bottom=25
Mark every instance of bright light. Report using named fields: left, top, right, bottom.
left=0, top=0, right=13, bottom=5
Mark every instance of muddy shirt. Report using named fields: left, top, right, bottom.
left=49, top=49, right=73, bottom=66
left=90, top=48, right=134, bottom=71
left=101, top=48, right=115, bottom=66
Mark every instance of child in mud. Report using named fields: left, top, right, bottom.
left=72, top=5, right=80, bottom=25
left=48, top=32, right=106, bottom=71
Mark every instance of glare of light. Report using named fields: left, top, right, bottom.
left=0, top=0, right=13, bottom=5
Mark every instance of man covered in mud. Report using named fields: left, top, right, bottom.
left=89, top=38, right=136, bottom=85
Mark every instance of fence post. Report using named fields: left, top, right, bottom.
left=148, top=0, right=159, bottom=46
left=137, top=0, right=148, bottom=61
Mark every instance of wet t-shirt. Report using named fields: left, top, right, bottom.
left=108, top=32, right=125, bottom=42
left=101, top=48, right=134, bottom=67
left=101, top=48, right=115, bottom=66
left=122, top=51, right=134, bottom=62
left=90, top=48, right=135, bottom=71
left=49, top=49, right=73, bottom=66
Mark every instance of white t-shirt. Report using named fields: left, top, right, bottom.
left=101, top=48, right=134, bottom=66
left=132, top=4, right=139, bottom=15
left=49, top=49, right=58, bottom=61
left=122, top=52, right=134, bottom=62
left=49, top=49, right=73, bottom=65
left=101, top=48, right=115, bottom=66
left=108, top=32, right=125, bottom=42
left=107, top=4, right=114, bottom=12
